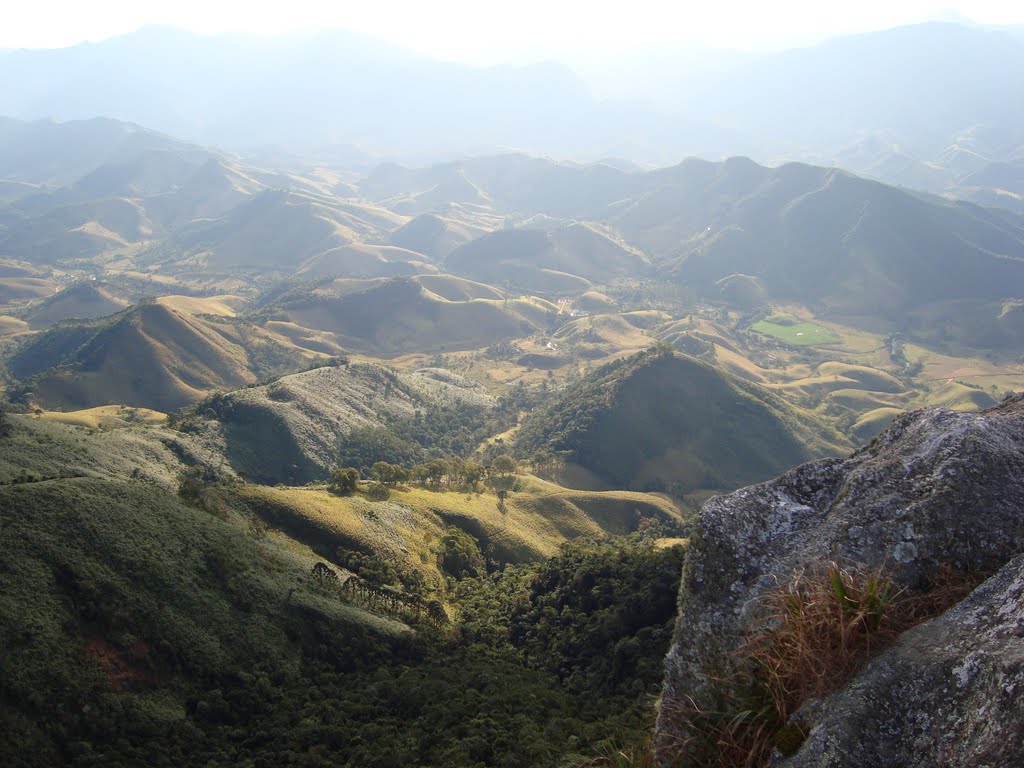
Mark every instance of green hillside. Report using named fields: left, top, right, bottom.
left=187, top=360, right=501, bottom=485
left=0, top=410, right=688, bottom=767
left=515, top=345, right=849, bottom=497
left=5, top=302, right=317, bottom=411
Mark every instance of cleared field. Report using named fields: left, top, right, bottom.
left=751, top=319, right=842, bottom=346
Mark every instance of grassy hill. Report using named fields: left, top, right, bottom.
left=188, top=360, right=498, bottom=484
left=138, top=189, right=403, bottom=273
left=5, top=302, right=318, bottom=411
left=223, top=476, right=683, bottom=585
left=515, top=345, right=849, bottom=498
left=268, top=277, right=547, bottom=356
left=0, top=196, right=155, bottom=263
left=445, top=223, right=649, bottom=294
left=21, top=281, right=132, bottom=328
left=386, top=212, right=486, bottom=260
left=294, top=243, right=433, bottom=279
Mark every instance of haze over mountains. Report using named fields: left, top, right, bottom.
left=4, top=11, right=1024, bottom=768
left=3, top=22, right=1024, bottom=199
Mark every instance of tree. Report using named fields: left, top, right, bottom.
left=371, top=461, right=409, bottom=486
left=461, top=460, right=486, bottom=488
left=492, top=455, right=517, bottom=476
left=329, top=467, right=360, bottom=495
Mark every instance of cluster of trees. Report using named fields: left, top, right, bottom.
left=4, top=475, right=684, bottom=767
left=456, top=538, right=687, bottom=697
left=329, top=455, right=519, bottom=496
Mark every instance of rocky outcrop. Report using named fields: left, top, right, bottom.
left=781, top=552, right=1024, bottom=767
left=656, top=395, right=1024, bottom=766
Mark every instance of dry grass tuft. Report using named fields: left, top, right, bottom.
left=663, top=561, right=982, bottom=767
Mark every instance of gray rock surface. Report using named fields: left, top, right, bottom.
left=656, top=395, right=1024, bottom=765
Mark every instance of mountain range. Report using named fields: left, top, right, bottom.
left=2, top=21, right=1023, bottom=209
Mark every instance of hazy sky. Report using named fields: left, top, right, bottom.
left=4, top=0, right=1024, bottom=62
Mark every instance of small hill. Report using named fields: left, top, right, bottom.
left=515, top=345, right=848, bottom=497
left=6, top=302, right=317, bottom=411
left=0, top=116, right=206, bottom=187
left=142, top=156, right=267, bottom=228
left=0, top=196, right=155, bottom=262
left=362, top=154, right=643, bottom=219
left=191, top=361, right=496, bottom=484
left=295, top=243, right=432, bottom=279
left=67, top=148, right=210, bottom=200
left=0, top=276, right=58, bottom=305
left=413, top=274, right=504, bottom=301
left=226, top=476, right=683, bottom=576
left=141, top=189, right=398, bottom=273
left=22, top=281, right=132, bottom=328
left=575, top=291, right=617, bottom=313
left=445, top=223, right=649, bottom=294
left=155, top=293, right=248, bottom=317
left=387, top=213, right=485, bottom=260
left=270, top=277, right=545, bottom=356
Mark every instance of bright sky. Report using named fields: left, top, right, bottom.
left=3, top=0, right=1024, bottom=62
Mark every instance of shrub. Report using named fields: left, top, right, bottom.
left=329, top=467, right=360, bottom=495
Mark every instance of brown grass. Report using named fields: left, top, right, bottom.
left=663, top=562, right=982, bottom=767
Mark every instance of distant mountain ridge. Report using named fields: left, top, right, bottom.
left=2, top=22, right=1023, bottom=203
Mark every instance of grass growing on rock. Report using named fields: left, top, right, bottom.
left=665, top=561, right=983, bottom=767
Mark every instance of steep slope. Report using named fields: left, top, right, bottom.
left=611, top=157, right=1024, bottom=346
left=6, top=302, right=316, bottom=410
left=515, top=346, right=847, bottom=496
left=0, top=409, right=688, bottom=767
left=0, top=476, right=408, bottom=766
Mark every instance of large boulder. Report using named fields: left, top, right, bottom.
left=656, top=394, right=1024, bottom=765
